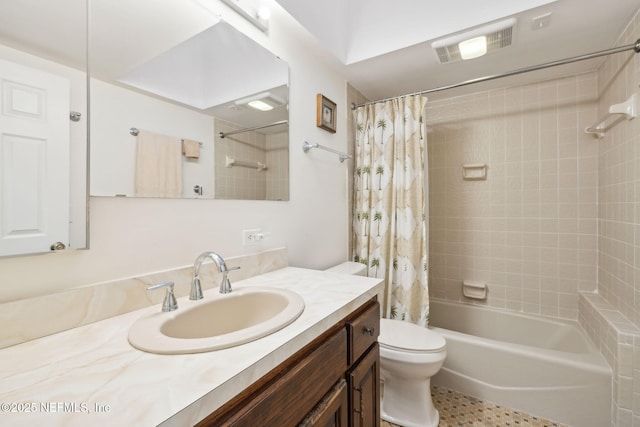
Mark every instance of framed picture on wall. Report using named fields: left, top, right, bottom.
left=316, top=94, right=336, bottom=133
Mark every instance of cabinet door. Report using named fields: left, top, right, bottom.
left=348, top=343, right=380, bottom=427
left=299, top=379, right=348, bottom=427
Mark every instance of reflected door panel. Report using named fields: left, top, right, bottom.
left=0, top=59, right=70, bottom=256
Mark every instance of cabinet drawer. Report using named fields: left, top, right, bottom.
left=200, top=328, right=347, bottom=426
left=347, top=301, right=379, bottom=365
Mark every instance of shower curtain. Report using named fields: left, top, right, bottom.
left=352, top=95, right=429, bottom=326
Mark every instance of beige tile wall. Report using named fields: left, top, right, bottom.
left=426, top=74, right=599, bottom=319
left=214, top=118, right=268, bottom=200
left=265, top=132, right=290, bottom=201
left=592, top=9, right=640, bottom=426
left=213, top=119, right=289, bottom=200
left=580, top=292, right=639, bottom=426
left=597, top=12, right=640, bottom=329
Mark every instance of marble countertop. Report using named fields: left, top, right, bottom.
left=0, top=267, right=383, bottom=427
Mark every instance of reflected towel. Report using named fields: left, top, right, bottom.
left=182, top=139, right=200, bottom=159
left=135, top=130, right=183, bottom=198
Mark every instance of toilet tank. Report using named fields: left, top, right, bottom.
left=325, top=261, right=367, bottom=276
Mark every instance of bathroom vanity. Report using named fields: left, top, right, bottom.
left=0, top=267, right=383, bottom=426
left=198, top=298, right=380, bottom=426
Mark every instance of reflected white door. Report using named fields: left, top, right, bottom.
left=0, top=59, right=70, bottom=256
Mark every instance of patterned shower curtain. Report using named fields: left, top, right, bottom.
left=352, top=95, right=429, bottom=326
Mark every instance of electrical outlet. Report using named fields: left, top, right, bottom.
left=242, top=228, right=262, bottom=245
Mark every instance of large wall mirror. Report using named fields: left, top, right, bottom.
left=89, top=0, right=290, bottom=201
left=0, top=0, right=89, bottom=257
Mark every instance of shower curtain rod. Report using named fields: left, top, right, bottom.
left=218, top=119, right=288, bottom=138
left=352, top=38, right=640, bottom=109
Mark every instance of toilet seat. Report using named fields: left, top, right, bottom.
left=379, top=318, right=446, bottom=353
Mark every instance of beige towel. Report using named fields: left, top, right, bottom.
left=135, top=130, right=183, bottom=198
left=181, top=139, right=200, bottom=159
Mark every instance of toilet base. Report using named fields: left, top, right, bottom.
left=381, top=377, right=439, bottom=427
left=381, top=412, right=439, bottom=427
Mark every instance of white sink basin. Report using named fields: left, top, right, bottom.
left=128, top=286, right=305, bottom=354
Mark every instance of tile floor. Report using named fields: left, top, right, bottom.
left=381, top=385, right=569, bottom=427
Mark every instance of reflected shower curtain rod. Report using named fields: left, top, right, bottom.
left=352, top=38, right=640, bottom=109
left=218, top=120, right=288, bottom=138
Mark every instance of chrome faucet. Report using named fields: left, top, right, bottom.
left=191, top=251, right=241, bottom=299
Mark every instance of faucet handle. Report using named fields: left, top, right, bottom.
left=147, top=282, right=178, bottom=312
left=219, top=266, right=240, bottom=294
left=221, top=265, right=240, bottom=278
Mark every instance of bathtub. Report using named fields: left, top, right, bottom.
left=428, top=300, right=611, bottom=427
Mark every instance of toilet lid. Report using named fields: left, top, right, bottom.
left=379, top=318, right=446, bottom=353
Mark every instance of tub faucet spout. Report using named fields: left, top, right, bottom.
left=191, top=252, right=240, bottom=299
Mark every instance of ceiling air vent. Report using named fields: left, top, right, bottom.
left=432, top=18, right=516, bottom=64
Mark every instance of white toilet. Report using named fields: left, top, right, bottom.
left=326, top=262, right=447, bottom=427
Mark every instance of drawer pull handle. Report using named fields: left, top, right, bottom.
left=363, top=327, right=375, bottom=336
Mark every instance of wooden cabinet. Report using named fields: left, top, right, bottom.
left=346, top=301, right=380, bottom=427
left=197, top=298, right=380, bottom=427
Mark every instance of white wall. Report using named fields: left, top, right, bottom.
left=0, top=1, right=350, bottom=302
left=90, top=80, right=215, bottom=198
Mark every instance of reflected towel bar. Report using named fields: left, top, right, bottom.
left=130, top=128, right=203, bottom=146
left=225, top=156, right=267, bottom=171
left=302, top=141, right=352, bottom=163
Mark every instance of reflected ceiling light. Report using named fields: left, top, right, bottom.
left=248, top=100, right=273, bottom=111
left=235, top=92, right=285, bottom=111
left=431, top=18, right=516, bottom=63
